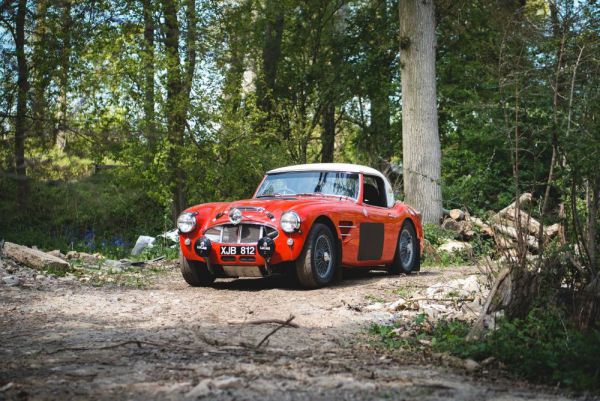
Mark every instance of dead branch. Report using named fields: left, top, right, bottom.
left=228, top=318, right=300, bottom=328
left=47, top=340, right=179, bottom=354
left=467, top=268, right=510, bottom=341
left=255, top=315, right=296, bottom=349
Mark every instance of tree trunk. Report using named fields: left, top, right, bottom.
left=31, top=0, right=49, bottom=141
left=587, top=178, right=599, bottom=272
left=399, top=0, right=442, bottom=224
left=15, top=0, right=28, bottom=204
left=367, top=0, right=392, bottom=169
left=161, top=0, right=188, bottom=219
left=55, top=0, right=72, bottom=151
left=184, top=0, right=196, bottom=97
left=320, top=102, right=335, bottom=163
left=256, top=0, right=284, bottom=115
left=368, top=80, right=391, bottom=167
left=142, top=0, right=156, bottom=150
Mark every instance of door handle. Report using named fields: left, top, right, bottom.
left=388, top=213, right=397, bottom=218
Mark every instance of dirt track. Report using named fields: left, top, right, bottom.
left=0, top=263, right=586, bottom=401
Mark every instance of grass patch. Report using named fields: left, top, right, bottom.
left=43, top=265, right=69, bottom=277
left=390, top=286, right=420, bottom=298
left=365, top=294, right=386, bottom=303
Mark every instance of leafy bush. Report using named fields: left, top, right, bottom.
left=432, top=308, right=600, bottom=392
left=423, top=223, right=456, bottom=247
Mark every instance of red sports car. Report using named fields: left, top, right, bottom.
left=177, top=163, right=423, bottom=288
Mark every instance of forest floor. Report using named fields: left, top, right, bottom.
left=0, top=260, right=587, bottom=401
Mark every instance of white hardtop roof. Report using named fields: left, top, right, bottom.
left=267, top=163, right=386, bottom=180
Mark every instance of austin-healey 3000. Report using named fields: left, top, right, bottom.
left=177, top=163, right=423, bottom=288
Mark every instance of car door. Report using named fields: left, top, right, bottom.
left=355, top=174, right=398, bottom=265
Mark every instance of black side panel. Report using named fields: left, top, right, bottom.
left=358, top=222, right=384, bottom=260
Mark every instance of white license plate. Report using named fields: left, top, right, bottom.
left=220, top=246, right=256, bottom=256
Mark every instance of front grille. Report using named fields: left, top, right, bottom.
left=204, top=224, right=278, bottom=244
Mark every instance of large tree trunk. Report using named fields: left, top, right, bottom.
left=399, top=0, right=442, bottom=224
left=15, top=0, right=28, bottom=204
left=161, top=0, right=187, bottom=218
left=55, top=0, right=71, bottom=151
left=142, top=0, right=156, bottom=150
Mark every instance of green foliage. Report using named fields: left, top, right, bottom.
left=431, top=309, right=600, bottom=392
left=135, top=242, right=179, bottom=261
left=369, top=313, right=432, bottom=350
left=371, top=308, right=600, bottom=391
left=423, top=223, right=455, bottom=247
left=369, top=322, right=410, bottom=350
left=423, top=250, right=471, bottom=267
left=0, top=170, right=166, bottom=252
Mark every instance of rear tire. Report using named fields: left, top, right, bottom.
left=295, top=223, right=338, bottom=289
left=388, top=220, right=420, bottom=275
left=180, top=254, right=215, bottom=286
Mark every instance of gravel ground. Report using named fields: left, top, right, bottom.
left=0, top=258, right=591, bottom=401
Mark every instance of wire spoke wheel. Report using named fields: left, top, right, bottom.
left=296, top=223, right=338, bottom=288
left=389, top=221, right=420, bottom=275
left=314, top=234, right=333, bottom=278
left=398, top=228, right=414, bottom=268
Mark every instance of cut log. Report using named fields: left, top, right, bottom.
left=442, top=218, right=461, bottom=232
left=467, top=216, right=494, bottom=237
left=497, top=193, right=533, bottom=216
left=494, top=235, right=514, bottom=250
left=449, top=209, right=465, bottom=221
left=492, top=208, right=541, bottom=236
left=2, top=242, right=71, bottom=272
left=442, top=218, right=476, bottom=240
left=492, top=224, right=539, bottom=250
left=544, top=223, right=561, bottom=238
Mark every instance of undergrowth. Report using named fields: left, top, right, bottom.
left=422, top=223, right=494, bottom=267
left=371, top=308, right=600, bottom=392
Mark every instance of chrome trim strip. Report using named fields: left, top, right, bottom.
left=204, top=222, right=279, bottom=244
left=338, top=225, right=356, bottom=229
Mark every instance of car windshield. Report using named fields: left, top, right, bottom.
left=255, top=171, right=359, bottom=200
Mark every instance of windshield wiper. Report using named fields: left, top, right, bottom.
left=294, top=192, right=322, bottom=197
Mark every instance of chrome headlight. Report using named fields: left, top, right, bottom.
left=280, top=211, right=301, bottom=233
left=177, top=212, right=197, bottom=233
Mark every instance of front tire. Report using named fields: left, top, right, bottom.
left=180, top=254, right=215, bottom=286
left=295, top=223, right=338, bottom=289
left=389, top=220, right=420, bottom=275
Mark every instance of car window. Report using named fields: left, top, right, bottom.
left=363, top=175, right=388, bottom=207
left=256, top=171, right=359, bottom=199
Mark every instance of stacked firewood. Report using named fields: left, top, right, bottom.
left=441, top=193, right=562, bottom=255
